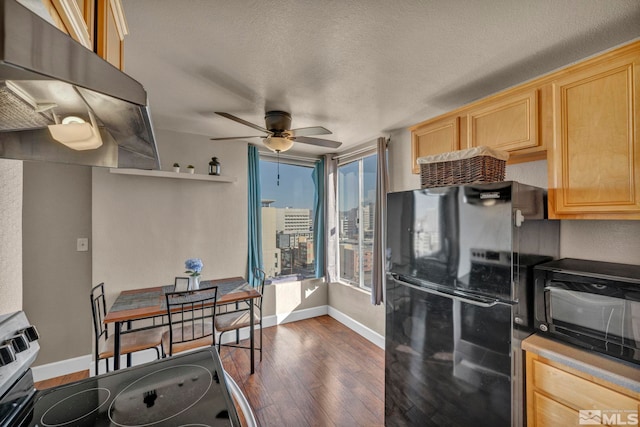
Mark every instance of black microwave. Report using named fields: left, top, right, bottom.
left=534, top=258, right=640, bottom=365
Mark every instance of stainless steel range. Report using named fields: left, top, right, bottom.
left=0, top=311, right=256, bottom=427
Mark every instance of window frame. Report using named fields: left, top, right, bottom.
left=336, top=150, right=378, bottom=291
left=258, top=153, right=320, bottom=281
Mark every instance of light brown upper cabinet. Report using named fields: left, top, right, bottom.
left=96, top=0, right=129, bottom=70
left=409, top=81, right=547, bottom=172
left=547, top=43, right=640, bottom=219
left=41, top=0, right=128, bottom=70
left=465, top=88, right=545, bottom=163
left=410, top=116, right=460, bottom=174
left=42, top=0, right=94, bottom=50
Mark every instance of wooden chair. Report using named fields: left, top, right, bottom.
left=162, top=287, right=218, bottom=357
left=90, top=283, right=163, bottom=374
left=215, top=268, right=266, bottom=361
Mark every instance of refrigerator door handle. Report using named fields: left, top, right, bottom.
left=392, top=276, right=501, bottom=308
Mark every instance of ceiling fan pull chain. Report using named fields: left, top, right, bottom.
left=277, top=152, right=280, bottom=186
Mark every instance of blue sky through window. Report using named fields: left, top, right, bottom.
left=260, top=160, right=314, bottom=209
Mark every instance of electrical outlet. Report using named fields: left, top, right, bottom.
left=77, top=238, right=89, bottom=252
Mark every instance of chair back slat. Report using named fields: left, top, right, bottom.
left=174, top=276, right=190, bottom=293
left=90, top=283, right=108, bottom=341
left=254, top=268, right=266, bottom=310
left=164, top=287, right=218, bottom=356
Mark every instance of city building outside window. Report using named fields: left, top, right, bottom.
left=260, top=158, right=316, bottom=280
left=337, top=153, right=377, bottom=290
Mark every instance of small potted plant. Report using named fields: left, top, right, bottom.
left=187, top=165, right=195, bottom=174
left=173, top=163, right=180, bottom=173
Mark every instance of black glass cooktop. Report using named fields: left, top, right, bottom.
left=18, top=348, right=239, bottom=427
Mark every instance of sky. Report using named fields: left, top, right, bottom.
left=260, top=154, right=378, bottom=210
left=260, top=160, right=315, bottom=209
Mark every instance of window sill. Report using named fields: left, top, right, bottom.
left=268, top=276, right=325, bottom=286
left=334, top=280, right=372, bottom=294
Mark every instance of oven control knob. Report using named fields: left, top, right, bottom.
left=19, top=326, right=40, bottom=342
left=7, top=334, right=29, bottom=353
left=539, top=324, right=549, bottom=332
left=0, top=344, right=17, bottom=366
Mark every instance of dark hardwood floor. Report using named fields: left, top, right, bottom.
left=35, top=315, right=385, bottom=427
left=34, top=370, right=89, bottom=389
left=220, top=315, right=385, bottom=426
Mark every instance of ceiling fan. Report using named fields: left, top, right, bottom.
left=210, top=111, right=342, bottom=153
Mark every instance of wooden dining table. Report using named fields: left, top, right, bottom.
left=104, top=276, right=262, bottom=373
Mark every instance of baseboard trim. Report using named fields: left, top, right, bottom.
left=32, top=304, right=384, bottom=381
left=220, top=305, right=329, bottom=344
left=31, top=354, right=92, bottom=382
left=271, top=305, right=329, bottom=326
left=327, top=307, right=385, bottom=349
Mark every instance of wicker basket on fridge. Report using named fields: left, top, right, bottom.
left=417, top=146, right=509, bottom=188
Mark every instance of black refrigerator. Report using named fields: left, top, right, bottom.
left=385, top=181, right=559, bottom=427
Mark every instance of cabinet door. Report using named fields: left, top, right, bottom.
left=529, top=392, right=578, bottom=427
left=466, top=88, right=539, bottom=155
left=549, top=47, right=640, bottom=219
left=526, top=352, right=640, bottom=427
left=42, top=0, right=93, bottom=49
left=96, top=0, right=128, bottom=70
left=410, top=116, right=459, bottom=174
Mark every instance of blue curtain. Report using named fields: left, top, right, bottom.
left=312, top=157, right=325, bottom=279
left=247, top=145, right=263, bottom=287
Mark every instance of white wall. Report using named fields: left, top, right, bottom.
left=92, top=130, right=249, bottom=307
left=387, top=128, right=640, bottom=265
left=0, top=159, right=23, bottom=314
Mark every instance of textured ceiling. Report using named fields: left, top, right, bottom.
left=122, top=0, right=640, bottom=156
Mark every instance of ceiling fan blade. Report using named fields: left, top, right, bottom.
left=294, top=136, right=342, bottom=149
left=289, top=126, right=332, bottom=137
left=209, top=136, right=263, bottom=141
left=215, top=112, right=271, bottom=134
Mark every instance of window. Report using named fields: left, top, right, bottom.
left=337, top=153, right=377, bottom=289
left=260, top=158, right=316, bottom=280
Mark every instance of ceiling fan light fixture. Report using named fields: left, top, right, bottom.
left=263, top=136, right=294, bottom=153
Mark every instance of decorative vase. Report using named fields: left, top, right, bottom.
left=189, top=275, right=200, bottom=290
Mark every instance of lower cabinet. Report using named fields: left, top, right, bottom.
left=526, top=352, right=640, bottom=427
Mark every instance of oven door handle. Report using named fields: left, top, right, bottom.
left=224, top=370, right=258, bottom=427
left=392, top=276, right=503, bottom=308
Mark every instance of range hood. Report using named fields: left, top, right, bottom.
left=0, top=0, right=160, bottom=169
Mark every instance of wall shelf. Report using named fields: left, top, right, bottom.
left=109, top=168, right=237, bottom=183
